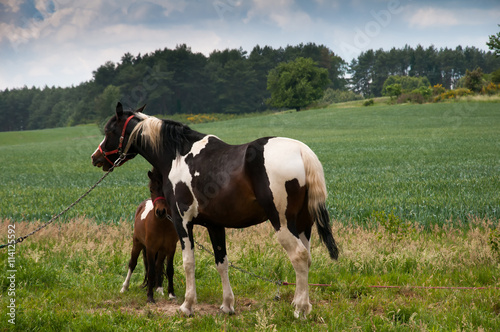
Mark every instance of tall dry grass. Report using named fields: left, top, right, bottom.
left=3, top=217, right=497, bottom=285
left=1, top=218, right=499, bottom=330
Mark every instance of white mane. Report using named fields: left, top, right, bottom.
left=129, top=113, right=163, bottom=154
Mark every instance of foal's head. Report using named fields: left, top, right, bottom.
left=147, top=168, right=169, bottom=219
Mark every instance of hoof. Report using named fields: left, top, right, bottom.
left=293, top=303, right=312, bottom=319
left=178, top=305, right=193, bottom=317
left=156, top=287, right=164, bottom=296
left=146, top=297, right=155, bottom=304
left=220, top=305, right=235, bottom=315
left=120, top=287, right=127, bottom=293
left=168, top=293, right=176, bottom=300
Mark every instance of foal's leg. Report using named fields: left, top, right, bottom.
left=121, top=241, right=144, bottom=293
left=155, top=250, right=167, bottom=296
left=207, top=225, right=235, bottom=314
left=165, top=249, right=176, bottom=299
left=146, top=248, right=157, bottom=303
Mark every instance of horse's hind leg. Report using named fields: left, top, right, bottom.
left=255, top=176, right=312, bottom=318
left=207, top=225, right=234, bottom=314
left=276, top=223, right=312, bottom=318
left=121, top=241, right=144, bottom=293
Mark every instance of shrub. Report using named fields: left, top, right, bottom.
left=382, top=75, right=431, bottom=95
left=186, top=114, right=218, bottom=123
left=491, top=68, right=500, bottom=84
left=397, top=93, right=425, bottom=104
left=433, top=88, right=474, bottom=102
left=411, top=86, right=432, bottom=99
left=464, top=67, right=485, bottom=92
left=481, top=82, right=500, bottom=95
left=363, top=99, right=374, bottom=106
left=432, top=84, right=446, bottom=95
left=384, top=83, right=402, bottom=100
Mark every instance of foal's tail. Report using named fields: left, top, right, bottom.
left=301, top=145, right=339, bottom=260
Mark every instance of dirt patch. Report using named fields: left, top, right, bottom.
left=118, top=298, right=258, bottom=317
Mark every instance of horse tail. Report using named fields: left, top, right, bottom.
left=301, top=145, right=339, bottom=260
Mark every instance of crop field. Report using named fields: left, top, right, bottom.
left=1, top=100, right=500, bottom=330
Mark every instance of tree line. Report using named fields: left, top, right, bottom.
left=349, top=45, right=499, bottom=97
left=0, top=43, right=498, bottom=132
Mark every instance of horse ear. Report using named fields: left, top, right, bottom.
left=136, top=104, right=146, bottom=113
left=147, top=170, right=153, bottom=179
left=116, top=102, right=123, bottom=118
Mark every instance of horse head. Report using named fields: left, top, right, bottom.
left=148, top=168, right=169, bottom=220
left=91, top=102, right=145, bottom=171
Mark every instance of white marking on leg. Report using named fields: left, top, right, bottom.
left=156, top=287, right=164, bottom=296
left=276, top=228, right=312, bottom=318
left=141, top=200, right=154, bottom=220
left=299, top=232, right=312, bottom=267
left=216, top=256, right=235, bottom=314
left=179, top=237, right=196, bottom=316
left=120, top=268, right=133, bottom=293
left=263, top=138, right=313, bottom=317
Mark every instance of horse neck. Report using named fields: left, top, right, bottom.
left=133, top=125, right=206, bottom=172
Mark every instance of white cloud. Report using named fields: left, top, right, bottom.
left=406, top=6, right=500, bottom=29
left=2, top=0, right=21, bottom=13
left=0, top=0, right=498, bottom=90
left=408, top=7, right=459, bottom=28
left=245, top=0, right=311, bottom=30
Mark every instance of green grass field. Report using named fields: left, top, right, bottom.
left=1, top=101, right=498, bottom=226
left=1, top=100, right=500, bottom=331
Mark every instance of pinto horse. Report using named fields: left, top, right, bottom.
left=120, top=167, right=178, bottom=303
left=92, top=102, right=338, bottom=318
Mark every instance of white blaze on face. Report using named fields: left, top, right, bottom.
left=92, top=138, right=105, bottom=159
left=141, top=199, right=154, bottom=220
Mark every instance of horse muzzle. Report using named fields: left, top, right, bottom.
left=91, top=150, right=113, bottom=171
left=155, top=207, right=167, bottom=219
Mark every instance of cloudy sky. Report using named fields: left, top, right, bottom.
left=0, top=0, right=499, bottom=90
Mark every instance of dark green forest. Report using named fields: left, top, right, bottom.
left=1, top=43, right=498, bottom=132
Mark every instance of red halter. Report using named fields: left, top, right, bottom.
left=99, top=115, right=136, bottom=166
left=153, top=196, right=166, bottom=205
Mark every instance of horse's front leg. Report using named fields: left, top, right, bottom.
left=207, top=225, right=235, bottom=314
left=175, top=221, right=196, bottom=316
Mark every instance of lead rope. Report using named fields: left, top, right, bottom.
left=193, top=239, right=284, bottom=300
left=0, top=155, right=125, bottom=249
